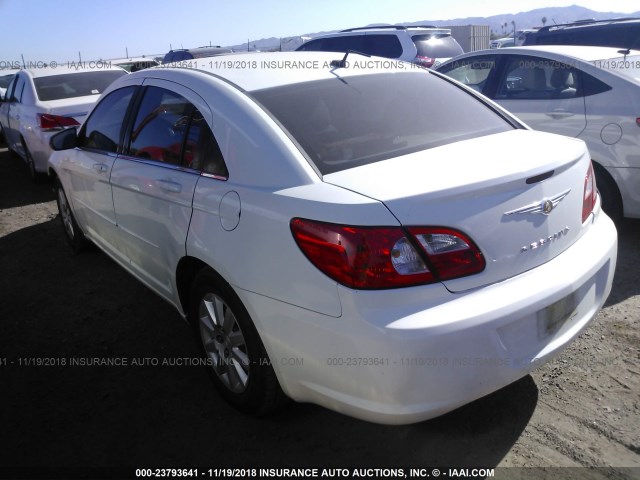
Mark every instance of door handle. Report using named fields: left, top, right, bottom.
left=545, top=110, right=574, bottom=119
left=157, top=179, right=182, bottom=194
left=92, top=163, right=109, bottom=173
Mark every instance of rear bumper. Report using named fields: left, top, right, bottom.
left=237, top=209, right=617, bottom=425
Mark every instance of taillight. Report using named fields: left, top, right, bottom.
left=414, top=55, right=435, bottom=68
left=582, top=162, right=597, bottom=223
left=290, top=218, right=485, bottom=289
left=407, top=227, right=485, bottom=280
left=38, top=114, right=80, bottom=131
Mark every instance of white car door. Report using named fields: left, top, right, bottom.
left=493, top=54, right=587, bottom=138
left=62, top=85, right=138, bottom=256
left=110, top=79, right=211, bottom=304
left=2, top=74, right=27, bottom=153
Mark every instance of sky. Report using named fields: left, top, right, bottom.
left=1, top=0, right=638, bottom=63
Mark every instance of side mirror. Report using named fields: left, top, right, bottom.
left=50, top=127, right=79, bottom=151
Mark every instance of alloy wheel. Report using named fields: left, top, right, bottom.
left=198, top=293, right=250, bottom=393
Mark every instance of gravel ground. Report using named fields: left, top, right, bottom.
left=0, top=146, right=638, bottom=480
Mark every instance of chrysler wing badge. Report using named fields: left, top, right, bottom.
left=504, top=189, right=571, bottom=216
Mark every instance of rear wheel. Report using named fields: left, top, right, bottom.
left=55, top=178, right=89, bottom=253
left=22, top=140, right=44, bottom=183
left=189, top=268, right=286, bottom=415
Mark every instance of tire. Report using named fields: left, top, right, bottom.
left=189, top=268, right=286, bottom=415
left=22, top=140, right=44, bottom=184
left=594, top=164, right=623, bottom=223
left=55, top=178, right=89, bottom=253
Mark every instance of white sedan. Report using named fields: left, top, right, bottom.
left=436, top=45, right=640, bottom=221
left=0, top=64, right=127, bottom=180
left=48, top=52, right=617, bottom=425
left=0, top=68, right=19, bottom=100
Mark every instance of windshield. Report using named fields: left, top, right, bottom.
left=251, top=72, right=513, bottom=174
left=34, top=70, right=127, bottom=101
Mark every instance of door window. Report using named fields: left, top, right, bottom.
left=128, top=87, right=194, bottom=165
left=496, top=56, right=580, bottom=100
left=3, top=76, right=17, bottom=101
left=80, top=86, right=136, bottom=153
left=437, top=56, right=497, bottom=93
left=127, top=86, right=228, bottom=175
left=10, top=75, right=26, bottom=103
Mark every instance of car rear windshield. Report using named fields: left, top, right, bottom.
left=33, top=70, right=127, bottom=101
left=412, top=35, right=464, bottom=58
left=251, top=72, right=513, bottom=174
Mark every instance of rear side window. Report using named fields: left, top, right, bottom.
left=81, top=86, right=136, bottom=152
left=185, top=109, right=228, bottom=178
left=34, top=70, right=127, bottom=101
left=581, top=73, right=613, bottom=97
left=298, top=34, right=402, bottom=58
left=126, top=86, right=227, bottom=174
left=363, top=35, right=403, bottom=58
left=412, top=35, right=463, bottom=58
left=251, top=72, right=513, bottom=175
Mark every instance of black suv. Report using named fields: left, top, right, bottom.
left=523, top=18, right=640, bottom=50
left=163, top=46, right=233, bottom=63
left=296, top=25, right=464, bottom=68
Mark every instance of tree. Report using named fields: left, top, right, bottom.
left=541, top=16, right=548, bottom=26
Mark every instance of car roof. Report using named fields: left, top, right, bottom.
left=461, top=45, right=640, bottom=62
left=537, top=17, right=640, bottom=31
left=149, top=51, right=421, bottom=92
left=338, top=25, right=452, bottom=34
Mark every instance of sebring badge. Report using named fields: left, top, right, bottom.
left=520, top=226, right=570, bottom=253
left=504, top=189, right=571, bottom=216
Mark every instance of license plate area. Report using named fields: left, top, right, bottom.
left=537, top=292, right=577, bottom=339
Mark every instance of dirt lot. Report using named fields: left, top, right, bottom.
left=0, top=146, right=638, bottom=479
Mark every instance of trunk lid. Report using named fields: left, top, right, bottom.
left=323, top=129, right=591, bottom=292
left=40, top=95, right=99, bottom=123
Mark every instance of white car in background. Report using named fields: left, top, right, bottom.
left=490, top=37, right=515, bottom=48
left=48, top=52, right=616, bottom=425
left=436, top=45, right=640, bottom=221
left=0, top=65, right=127, bottom=180
left=0, top=68, right=19, bottom=142
left=0, top=68, right=19, bottom=99
left=110, top=56, right=160, bottom=72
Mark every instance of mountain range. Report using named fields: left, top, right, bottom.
left=227, top=4, right=640, bottom=51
